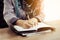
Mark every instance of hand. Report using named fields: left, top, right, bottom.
left=16, top=18, right=38, bottom=29
left=16, top=20, right=33, bottom=29
left=28, top=18, right=38, bottom=26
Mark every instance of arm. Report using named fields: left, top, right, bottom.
left=3, top=0, right=33, bottom=29
left=3, top=0, right=19, bottom=26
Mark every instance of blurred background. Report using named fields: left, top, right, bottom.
left=42, top=0, right=60, bottom=22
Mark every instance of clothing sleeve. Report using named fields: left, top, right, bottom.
left=3, top=0, right=19, bottom=26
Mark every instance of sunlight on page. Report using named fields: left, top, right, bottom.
left=42, top=0, right=60, bottom=21
left=14, top=22, right=53, bottom=31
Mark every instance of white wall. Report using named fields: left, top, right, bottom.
left=42, top=0, right=60, bottom=22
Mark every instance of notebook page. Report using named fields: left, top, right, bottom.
left=14, top=22, right=52, bottom=31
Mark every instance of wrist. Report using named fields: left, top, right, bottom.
left=16, top=20, right=22, bottom=25
left=10, top=18, right=19, bottom=25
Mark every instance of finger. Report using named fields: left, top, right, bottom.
left=25, top=23, right=33, bottom=29
left=34, top=22, right=38, bottom=26
left=28, top=22, right=34, bottom=26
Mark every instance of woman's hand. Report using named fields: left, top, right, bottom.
left=16, top=20, right=32, bottom=29
left=16, top=18, right=38, bottom=29
left=28, top=18, right=38, bottom=26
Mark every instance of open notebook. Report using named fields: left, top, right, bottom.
left=11, top=22, right=55, bottom=37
